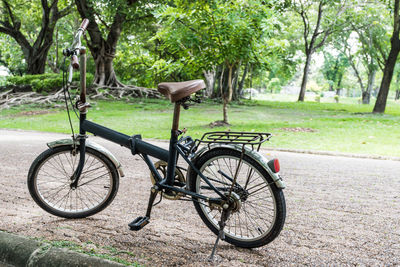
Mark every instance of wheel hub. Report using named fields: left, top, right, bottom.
left=227, top=192, right=242, bottom=213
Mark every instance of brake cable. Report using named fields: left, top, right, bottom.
left=62, top=56, right=79, bottom=144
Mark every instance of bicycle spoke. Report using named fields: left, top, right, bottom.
left=195, top=152, right=278, bottom=243
left=34, top=149, right=113, bottom=214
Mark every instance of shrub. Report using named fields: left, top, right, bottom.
left=30, top=79, right=43, bottom=92
left=334, top=95, right=339, bottom=103
left=307, top=80, right=322, bottom=94
left=42, top=77, right=63, bottom=92
left=267, top=78, right=281, bottom=93
left=6, top=72, right=94, bottom=93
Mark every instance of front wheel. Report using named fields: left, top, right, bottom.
left=28, top=145, right=119, bottom=218
left=189, top=148, right=286, bottom=248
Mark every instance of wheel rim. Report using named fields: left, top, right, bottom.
left=34, top=149, right=113, bottom=214
left=196, top=155, right=277, bottom=242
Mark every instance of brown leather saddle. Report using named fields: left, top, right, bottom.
left=157, top=80, right=205, bottom=102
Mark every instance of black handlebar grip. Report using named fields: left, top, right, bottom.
left=80, top=18, right=89, bottom=31
left=71, top=55, right=79, bottom=69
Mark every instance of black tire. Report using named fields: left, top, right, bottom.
left=189, top=148, right=286, bottom=248
left=28, top=145, right=119, bottom=219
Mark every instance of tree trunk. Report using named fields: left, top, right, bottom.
left=26, top=49, right=50, bottom=74
left=362, top=69, right=376, bottom=104
left=203, top=68, right=216, bottom=98
left=220, top=64, right=234, bottom=124
left=373, top=0, right=400, bottom=113
left=212, top=65, right=223, bottom=98
left=75, top=0, right=138, bottom=88
left=222, top=99, right=228, bottom=124
left=395, top=89, right=400, bottom=100
left=238, top=62, right=249, bottom=97
left=93, top=52, right=123, bottom=87
left=298, top=53, right=312, bottom=101
left=232, top=61, right=241, bottom=100
left=249, top=64, right=253, bottom=89
left=349, top=57, right=365, bottom=96
left=56, top=27, right=59, bottom=70
left=296, top=1, right=334, bottom=102
left=373, top=45, right=400, bottom=112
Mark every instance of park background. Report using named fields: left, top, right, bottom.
left=0, top=1, right=400, bottom=266
left=1, top=0, right=399, bottom=157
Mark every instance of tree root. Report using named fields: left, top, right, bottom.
left=0, top=88, right=65, bottom=110
left=0, top=85, right=162, bottom=110
left=90, top=85, right=161, bottom=100
left=209, top=120, right=231, bottom=128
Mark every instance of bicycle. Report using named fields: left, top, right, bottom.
left=27, top=19, right=286, bottom=259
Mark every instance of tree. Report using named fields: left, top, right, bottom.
left=156, top=0, right=287, bottom=124
left=74, top=0, right=157, bottom=87
left=340, top=30, right=380, bottom=104
left=321, top=51, right=348, bottom=95
left=0, top=0, right=71, bottom=74
left=374, top=0, right=400, bottom=113
left=338, top=2, right=389, bottom=104
left=293, top=0, right=347, bottom=101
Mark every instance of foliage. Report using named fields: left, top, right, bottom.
left=0, top=0, right=72, bottom=74
left=334, top=95, right=339, bottom=103
left=0, top=0, right=399, bottom=114
left=267, top=78, right=282, bottom=93
left=307, top=80, right=321, bottom=94
left=155, top=0, right=289, bottom=123
left=321, top=51, right=349, bottom=91
left=0, top=36, right=26, bottom=75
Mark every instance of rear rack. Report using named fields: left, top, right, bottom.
left=195, top=131, right=272, bottom=152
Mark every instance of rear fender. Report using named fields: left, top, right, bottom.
left=190, top=144, right=285, bottom=189
left=47, top=138, right=125, bottom=177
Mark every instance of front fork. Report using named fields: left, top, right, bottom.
left=70, top=113, right=87, bottom=188
left=70, top=47, right=88, bottom=189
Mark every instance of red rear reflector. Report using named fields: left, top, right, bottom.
left=273, top=159, right=280, bottom=173
left=267, top=158, right=280, bottom=173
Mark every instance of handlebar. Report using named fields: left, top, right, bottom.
left=71, top=55, right=80, bottom=69
left=66, top=19, right=89, bottom=74
left=80, top=18, right=89, bottom=32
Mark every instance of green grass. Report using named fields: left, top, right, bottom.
left=38, top=239, right=141, bottom=266
left=1, top=95, right=400, bottom=157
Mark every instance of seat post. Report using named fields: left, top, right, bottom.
left=164, top=102, right=181, bottom=186
left=172, top=102, right=181, bottom=134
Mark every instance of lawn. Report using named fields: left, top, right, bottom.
left=1, top=95, right=400, bottom=157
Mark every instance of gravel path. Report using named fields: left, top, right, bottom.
left=0, top=129, right=399, bottom=266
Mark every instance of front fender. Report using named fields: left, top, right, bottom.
left=191, top=144, right=285, bottom=189
left=47, top=138, right=125, bottom=177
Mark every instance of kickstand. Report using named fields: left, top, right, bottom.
left=145, top=186, right=159, bottom=218
left=209, top=209, right=231, bottom=261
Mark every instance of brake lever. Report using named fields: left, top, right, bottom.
left=62, top=48, right=73, bottom=57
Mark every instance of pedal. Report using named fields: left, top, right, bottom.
left=128, top=216, right=150, bottom=231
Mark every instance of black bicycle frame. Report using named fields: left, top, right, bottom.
left=77, top=118, right=226, bottom=202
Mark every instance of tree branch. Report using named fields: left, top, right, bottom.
left=57, top=3, right=74, bottom=19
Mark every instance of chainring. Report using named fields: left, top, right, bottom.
left=150, top=160, right=186, bottom=200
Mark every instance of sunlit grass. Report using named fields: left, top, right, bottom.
left=1, top=95, right=400, bottom=157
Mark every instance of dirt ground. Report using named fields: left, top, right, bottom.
left=0, top=129, right=399, bottom=266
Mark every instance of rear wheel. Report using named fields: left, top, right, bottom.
left=189, top=148, right=286, bottom=248
left=28, top=145, right=119, bottom=218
